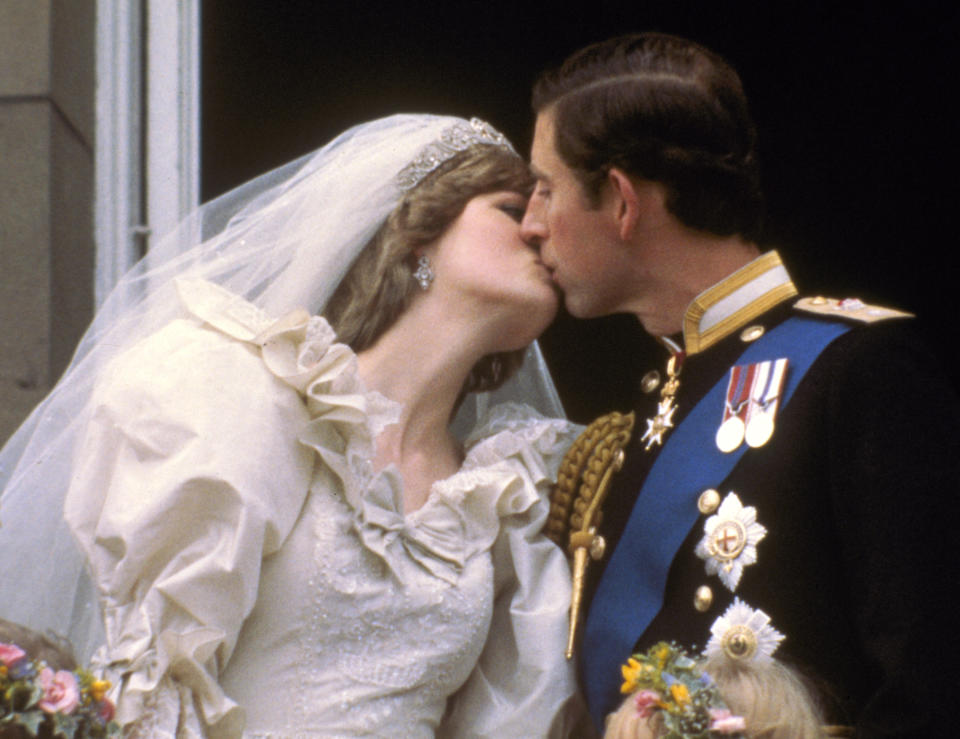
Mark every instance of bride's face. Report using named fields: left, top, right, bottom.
left=429, top=190, right=559, bottom=348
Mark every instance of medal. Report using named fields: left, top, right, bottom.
left=744, top=413, right=774, bottom=448
left=744, top=358, right=788, bottom=448
left=641, top=352, right=683, bottom=451
left=717, top=359, right=788, bottom=451
left=716, top=364, right=755, bottom=453
left=716, top=417, right=745, bottom=453
left=642, top=398, right=677, bottom=450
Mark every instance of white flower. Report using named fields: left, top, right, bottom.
left=694, top=491, right=766, bottom=591
left=705, top=597, right=784, bottom=663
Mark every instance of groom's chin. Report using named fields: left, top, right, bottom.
left=562, top=292, right=607, bottom=321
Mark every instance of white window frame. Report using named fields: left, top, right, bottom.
left=94, top=0, right=200, bottom=306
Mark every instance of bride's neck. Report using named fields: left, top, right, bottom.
left=355, top=305, right=482, bottom=449
left=356, top=305, right=485, bottom=512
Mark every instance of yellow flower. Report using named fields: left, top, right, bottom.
left=620, top=657, right=642, bottom=694
left=654, top=642, right=671, bottom=667
left=670, top=682, right=691, bottom=708
left=90, top=679, right=111, bottom=702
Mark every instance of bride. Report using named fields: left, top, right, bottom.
left=0, top=115, right=582, bottom=736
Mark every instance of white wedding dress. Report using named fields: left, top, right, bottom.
left=64, top=280, right=581, bottom=738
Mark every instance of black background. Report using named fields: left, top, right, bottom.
left=202, top=1, right=959, bottom=423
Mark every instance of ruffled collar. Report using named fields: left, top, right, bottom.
left=176, top=279, right=571, bottom=584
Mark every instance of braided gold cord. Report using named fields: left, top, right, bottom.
left=552, top=410, right=635, bottom=659
left=548, top=411, right=635, bottom=545
left=547, top=423, right=595, bottom=545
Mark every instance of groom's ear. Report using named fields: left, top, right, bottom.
left=606, top=168, right=641, bottom=241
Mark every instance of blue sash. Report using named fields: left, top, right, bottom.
left=583, top=315, right=851, bottom=726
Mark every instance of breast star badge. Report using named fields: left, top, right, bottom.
left=694, top=492, right=767, bottom=592
left=704, top=597, right=784, bottom=663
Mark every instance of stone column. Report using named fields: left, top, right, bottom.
left=0, top=0, right=95, bottom=442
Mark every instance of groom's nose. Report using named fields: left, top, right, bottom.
left=520, top=199, right=547, bottom=246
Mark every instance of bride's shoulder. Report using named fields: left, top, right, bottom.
left=431, top=403, right=581, bottom=552
left=95, top=279, right=345, bottom=415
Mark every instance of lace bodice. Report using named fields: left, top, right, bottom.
left=222, top=444, right=496, bottom=736
left=66, top=280, right=581, bottom=737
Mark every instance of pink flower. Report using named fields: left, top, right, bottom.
left=38, top=667, right=80, bottom=715
left=97, top=698, right=116, bottom=723
left=633, top=689, right=662, bottom=719
left=0, top=642, right=27, bottom=666
left=710, top=708, right=747, bottom=733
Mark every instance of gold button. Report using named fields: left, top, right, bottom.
left=693, top=585, right=713, bottom=612
left=697, top=488, right=721, bottom=514
left=589, top=535, right=607, bottom=561
left=612, top=448, right=626, bottom=472
left=740, top=325, right=765, bottom=342
left=640, top=370, right=661, bottom=394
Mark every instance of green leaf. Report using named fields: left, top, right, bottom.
left=52, top=712, right=79, bottom=739
left=10, top=708, right=46, bottom=735
left=6, top=682, right=42, bottom=712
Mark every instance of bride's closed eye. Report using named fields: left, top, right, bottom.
left=495, top=194, right=529, bottom=223
left=498, top=204, right=526, bottom=223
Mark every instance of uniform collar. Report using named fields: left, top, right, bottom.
left=681, top=251, right=798, bottom=355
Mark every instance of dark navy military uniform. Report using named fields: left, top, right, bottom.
left=580, top=253, right=960, bottom=737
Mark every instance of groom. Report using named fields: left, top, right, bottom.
left=521, top=33, right=958, bottom=735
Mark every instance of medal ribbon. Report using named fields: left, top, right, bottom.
left=749, top=358, right=785, bottom=413
left=723, top=364, right=753, bottom=423
left=743, top=360, right=771, bottom=429
left=743, top=358, right=788, bottom=444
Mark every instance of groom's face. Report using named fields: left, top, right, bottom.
left=521, top=110, right=630, bottom=319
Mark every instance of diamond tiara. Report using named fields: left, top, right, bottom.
left=396, top=117, right=517, bottom=190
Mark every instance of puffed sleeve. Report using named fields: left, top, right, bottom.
left=64, top=317, right=315, bottom=738
left=438, top=405, right=589, bottom=738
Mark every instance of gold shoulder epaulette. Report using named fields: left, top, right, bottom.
left=794, top=296, right=913, bottom=323
left=548, top=410, right=635, bottom=658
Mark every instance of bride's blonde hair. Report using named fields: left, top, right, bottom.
left=325, top=144, right=535, bottom=394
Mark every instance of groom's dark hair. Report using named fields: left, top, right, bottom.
left=532, top=32, right=764, bottom=242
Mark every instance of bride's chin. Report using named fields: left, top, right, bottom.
left=537, top=291, right=561, bottom=326
left=532, top=289, right=560, bottom=323
left=492, top=300, right=558, bottom=351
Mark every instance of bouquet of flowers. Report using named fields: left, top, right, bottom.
left=620, top=642, right=745, bottom=738
left=0, top=641, right=118, bottom=739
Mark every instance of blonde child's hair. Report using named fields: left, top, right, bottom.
left=702, top=655, right=826, bottom=739
left=605, top=654, right=827, bottom=739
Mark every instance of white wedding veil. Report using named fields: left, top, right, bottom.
left=0, top=114, right=564, bottom=661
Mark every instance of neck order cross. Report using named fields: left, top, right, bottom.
left=641, top=351, right=684, bottom=450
